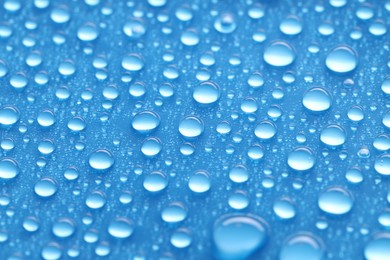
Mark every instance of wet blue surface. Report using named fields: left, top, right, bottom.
left=1, top=0, right=390, bottom=259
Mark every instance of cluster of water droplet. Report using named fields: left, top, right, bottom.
left=1, top=0, right=390, bottom=259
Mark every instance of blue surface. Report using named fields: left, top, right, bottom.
left=1, top=0, right=390, bottom=259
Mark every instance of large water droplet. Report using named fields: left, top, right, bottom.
left=108, top=218, right=134, bottom=239
left=214, top=13, right=237, bottom=34
left=34, top=177, right=58, bottom=198
left=254, top=120, right=277, bottom=140
left=325, top=45, right=358, bottom=73
left=161, top=202, right=187, bottom=223
left=52, top=218, right=75, bottom=238
left=364, top=233, right=390, bottom=260
left=213, top=214, right=268, bottom=260
left=0, top=158, right=19, bottom=179
left=374, top=154, right=390, bottom=176
left=188, top=170, right=211, bottom=193
left=121, top=54, right=144, bottom=71
left=88, top=149, right=114, bottom=170
left=132, top=111, right=160, bottom=134
left=287, top=147, right=315, bottom=171
left=143, top=171, right=168, bottom=192
left=318, top=186, right=353, bottom=215
left=279, top=233, right=324, bottom=260
left=320, top=124, right=346, bottom=147
left=302, top=87, right=332, bottom=112
left=263, top=41, right=296, bottom=67
left=193, top=81, right=221, bottom=105
left=178, top=116, right=204, bottom=138
left=0, top=106, right=19, bottom=126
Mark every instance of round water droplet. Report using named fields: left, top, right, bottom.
left=247, top=144, right=264, bottom=160
left=123, top=19, right=146, bottom=39
left=375, top=154, right=390, bottom=176
left=287, top=147, right=315, bottom=171
left=34, top=177, right=58, bottom=198
left=85, top=191, right=106, bottom=209
left=67, top=116, right=86, bottom=132
left=383, top=111, right=390, bottom=129
left=345, top=168, right=363, bottom=184
left=148, top=0, right=166, bottom=7
left=378, top=211, right=390, bottom=228
left=373, top=135, right=390, bottom=152
left=347, top=106, right=364, bottom=122
left=273, top=198, right=296, bottom=220
left=37, top=110, right=56, bottom=127
left=381, top=76, right=390, bottom=95
left=263, top=41, right=296, bottom=67
left=143, top=171, right=168, bottom=192
left=108, top=218, right=134, bottom=238
left=188, top=170, right=211, bottom=193
left=0, top=106, right=19, bottom=126
left=58, top=60, right=76, bottom=76
left=41, top=243, right=62, bottom=260
left=325, top=45, right=358, bottom=73
left=320, top=124, right=346, bottom=147
left=129, top=82, right=147, bottom=98
left=52, top=218, right=75, bottom=238
left=50, top=5, right=70, bottom=24
left=228, top=191, right=249, bottom=210
left=248, top=72, right=264, bottom=89
left=179, top=116, right=204, bottom=138
left=132, top=111, right=160, bottom=134
left=77, top=23, right=99, bottom=41
left=318, top=186, right=353, bottom=215
left=229, top=165, right=249, bottom=183
left=141, top=137, right=162, bottom=157
left=254, top=120, right=277, bottom=140
left=161, top=202, right=187, bottom=223
left=181, top=29, right=199, bottom=46
left=214, top=13, right=237, bottom=34
left=213, top=214, right=268, bottom=260
left=280, top=233, right=324, bottom=260
left=64, top=167, right=79, bottom=181
left=0, top=158, right=19, bottom=179
left=171, top=229, right=192, bottom=248
left=241, top=98, right=258, bottom=113
left=193, top=81, right=221, bottom=105
left=121, top=54, right=144, bottom=71
left=23, top=216, right=40, bottom=232
left=302, top=87, right=332, bottom=112
left=88, top=149, right=114, bottom=170
left=280, top=15, right=302, bottom=35
left=364, top=233, right=390, bottom=260
left=329, top=0, right=347, bottom=8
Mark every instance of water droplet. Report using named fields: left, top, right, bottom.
left=23, top=216, right=40, bottom=232
left=364, top=233, right=390, bottom=260
left=193, top=81, right=221, bottom=105
left=37, top=109, right=56, bottom=127
left=273, top=198, right=296, bottom=220
left=247, top=72, right=264, bottom=89
left=143, top=171, right=168, bottom=192
left=287, top=147, right=315, bottom=171
left=213, top=214, right=268, bottom=260
left=41, top=243, right=62, bottom=260
left=280, top=233, right=324, bottom=260
left=229, top=165, right=249, bottom=184
left=148, top=0, right=166, bottom=7
left=347, top=106, right=364, bottom=122
left=77, top=23, right=99, bottom=41
left=318, top=186, right=353, bottom=215
left=50, top=5, right=71, bottom=24
left=280, top=16, right=302, bottom=35
left=214, top=13, right=237, bottom=34
left=85, top=190, right=106, bottom=209
left=171, top=229, right=192, bottom=248
left=188, top=170, right=211, bottom=193
left=161, top=202, right=187, bottom=223
left=52, top=218, right=75, bottom=238
left=58, top=60, right=76, bottom=76
left=123, top=19, right=146, bottom=39
left=132, top=111, right=160, bottom=134
left=345, top=168, right=363, bottom=184
left=228, top=191, right=249, bottom=210
left=122, top=54, right=144, bottom=71
left=325, top=45, right=358, bottom=73
left=108, top=218, right=134, bottom=238
left=0, top=158, right=19, bottom=180
left=10, top=73, right=28, bottom=90
left=373, top=135, right=390, bottom=152
left=179, top=116, right=204, bottom=138
left=320, top=124, right=346, bottom=147
left=302, top=87, right=332, bottom=112
left=141, top=137, right=162, bottom=157
left=254, top=120, right=277, bottom=140
left=0, top=106, right=19, bottom=126
left=34, top=177, right=58, bottom=198
left=383, top=111, right=390, bottom=129
left=181, top=29, right=200, bottom=46
left=67, top=116, right=86, bottom=132
left=263, top=41, right=296, bottom=67
left=88, top=149, right=115, bottom=170
left=374, top=154, right=390, bottom=176
left=381, top=76, right=390, bottom=95
left=38, top=139, right=56, bottom=155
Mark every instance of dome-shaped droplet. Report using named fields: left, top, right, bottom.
left=52, top=218, right=75, bottom=238
left=273, top=198, right=296, bottom=220
left=131, top=111, right=160, bottom=134
left=178, top=116, right=204, bottom=138
left=214, top=13, right=237, bottom=34
left=381, top=76, right=390, bottom=95
left=0, top=106, right=19, bottom=126
left=123, top=19, right=146, bottom=39
left=228, top=191, right=249, bottom=210
left=287, top=147, right=315, bottom=171
left=320, top=124, right=346, bottom=147
left=108, top=218, right=134, bottom=239
left=161, top=202, right=187, bottom=223
left=171, top=228, right=192, bottom=248
left=121, top=54, right=144, bottom=71
left=325, top=45, right=358, bottom=73
left=374, top=154, right=390, bottom=176
left=143, top=171, right=168, bottom=192
left=188, top=170, right=211, bottom=193
left=37, top=109, right=56, bottom=127
left=280, top=16, right=302, bottom=35
left=229, top=165, right=249, bottom=183
left=67, top=116, right=86, bottom=132
left=181, top=29, right=200, bottom=46
left=263, top=41, right=296, bottom=67
left=77, top=23, right=99, bottom=41
left=254, top=120, right=277, bottom=140
left=364, top=233, right=390, bottom=260
left=41, top=243, right=62, bottom=260
left=302, top=87, right=332, bottom=112
left=85, top=190, right=106, bottom=209
left=88, top=149, right=114, bottom=170
left=193, top=81, right=221, bottom=105
left=280, top=233, right=324, bottom=260
left=0, top=158, right=19, bottom=179
left=318, top=186, right=353, bottom=215
left=213, top=214, right=268, bottom=260
left=34, top=177, right=58, bottom=198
